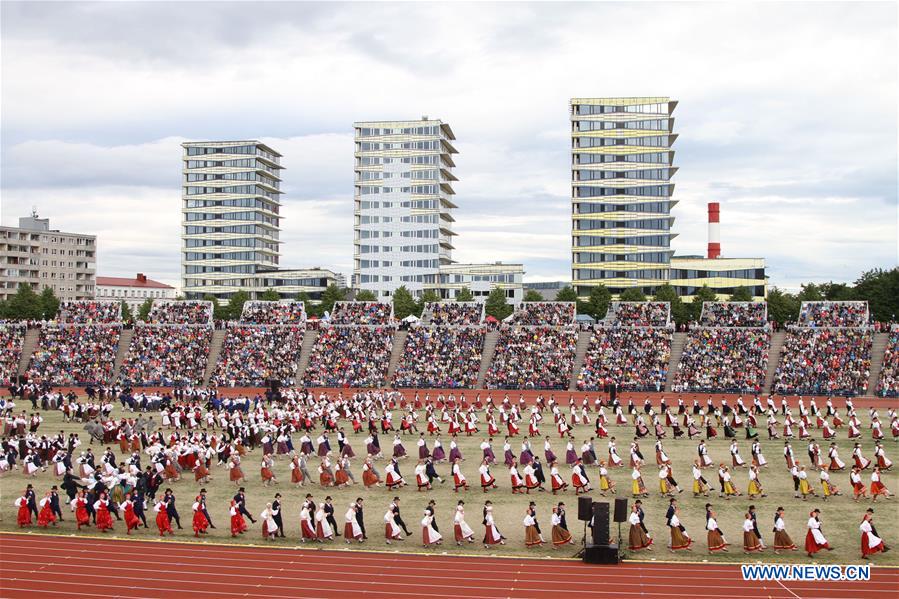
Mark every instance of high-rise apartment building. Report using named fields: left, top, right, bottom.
left=181, top=141, right=284, bottom=300
left=353, top=119, right=459, bottom=299
left=570, top=97, right=678, bottom=299
left=0, top=214, right=96, bottom=301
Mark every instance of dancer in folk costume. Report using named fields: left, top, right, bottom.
left=706, top=505, right=729, bottom=553
left=479, top=459, right=497, bottom=493
left=572, top=460, right=591, bottom=494
left=805, top=508, right=832, bottom=556
left=550, top=503, right=575, bottom=549
left=772, top=507, right=797, bottom=553
left=692, top=460, right=710, bottom=497
left=73, top=490, right=90, bottom=530
left=874, top=442, right=893, bottom=471
left=870, top=467, right=892, bottom=501
left=154, top=498, right=174, bottom=536
left=550, top=462, right=568, bottom=494
left=260, top=503, right=278, bottom=541
left=230, top=499, right=248, bottom=537
left=598, top=461, right=616, bottom=496
left=37, top=492, right=56, bottom=528
left=631, top=465, right=648, bottom=498
left=290, top=453, right=305, bottom=487
left=261, top=454, right=277, bottom=487
left=820, top=466, right=841, bottom=500
left=315, top=502, right=334, bottom=541
left=747, top=465, right=766, bottom=499
left=627, top=504, right=652, bottom=551
left=454, top=500, right=475, bottom=545
left=482, top=501, right=505, bottom=547
left=451, top=458, right=469, bottom=492
left=523, top=507, right=544, bottom=548
left=94, top=491, right=114, bottom=532
left=742, top=513, right=763, bottom=553
left=384, top=505, right=403, bottom=544
left=192, top=496, right=209, bottom=537
left=122, top=492, right=141, bottom=535
left=859, top=508, right=887, bottom=559
left=344, top=502, right=364, bottom=543
left=229, top=453, right=245, bottom=484
left=299, top=501, right=317, bottom=542
left=421, top=506, right=443, bottom=547
left=666, top=499, right=692, bottom=551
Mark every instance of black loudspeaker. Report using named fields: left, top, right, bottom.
left=613, top=498, right=628, bottom=523
left=577, top=496, right=593, bottom=521
left=609, top=384, right=617, bottom=403
left=583, top=544, right=620, bottom=564
left=592, top=502, right=610, bottom=546
left=267, top=379, right=280, bottom=392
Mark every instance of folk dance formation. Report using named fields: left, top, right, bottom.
left=2, top=385, right=896, bottom=561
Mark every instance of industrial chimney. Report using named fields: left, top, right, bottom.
left=707, top=202, right=721, bottom=259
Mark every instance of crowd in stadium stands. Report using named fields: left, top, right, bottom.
left=577, top=327, right=671, bottom=391
left=798, top=301, right=870, bottom=328
left=145, top=301, right=212, bottom=325
left=700, top=302, right=768, bottom=327
left=328, top=302, right=393, bottom=325
left=57, top=300, right=121, bottom=324
left=426, top=302, right=483, bottom=326
left=607, top=302, right=670, bottom=327
left=212, top=324, right=305, bottom=387
left=673, top=328, right=770, bottom=393
left=119, top=325, right=212, bottom=386
left=27, top=325, right=121, bottom=385
left=394, top=326, right=484, bottom=388
left=240, top=301, right=306, bottom=325
left=0, top=324, right=25, bottom=386
left=876, top=327, right=899, bottom=397
left=773, top=328, right=872, bottom=396
left=510, top=302, right=575, bottom=326
left=486, top=326, right=577, bottom=390
left=304, top=326, right=394, bottom=387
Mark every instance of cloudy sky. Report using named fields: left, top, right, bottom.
left=2, top=1, right=896, bottom=291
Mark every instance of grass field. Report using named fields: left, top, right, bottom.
left=2, top=406, right=897, bottom=566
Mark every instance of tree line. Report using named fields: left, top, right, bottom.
left=1, top=267, right=895, bottom=326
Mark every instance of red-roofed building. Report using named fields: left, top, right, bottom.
left=96, top=273, right=176, bottom=311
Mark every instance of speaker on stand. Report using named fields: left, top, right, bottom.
left=575, top=495, right=593, bottom=558
left=613, top=497, right=628, bottom=559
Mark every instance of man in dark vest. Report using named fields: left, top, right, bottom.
left=272, top=493, right=285, bottom=538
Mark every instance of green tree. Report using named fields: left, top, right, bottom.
left=7, top=284, right=43, bottom=320
left=653, top=283, right=687, bottom=326
left=204, top=295, right=228, bottom=321
left=819, top=282, right=854, bottom=301
left=688, top=285, right=718, bottom=322
left=319, top=284, right=346, bottom=315
left=38, top=286, right=60, bottom=320
left=226, top=290, right=250, bottom=320
left=417, top=289, right=441, bottom=317
left=354, top=289, right=377, bottom=302
left=455, top=287, right=473, bottom=302
left=484, top=287, right=513, bottom=320
left=391, top=286, right=418, bottom=320
left=619, top=288, right=647, bottom=302
left=260, top=288, right=280, bottom=301
left=728, top=286, right=754, bottom=302
left=582, top=285, right=612, bottom=321
left=853, top=268, right=899, bottom=322
left=797, top=283, right=824, bottom=302
left=137, top=298, right=154, bottom=321
left=119, top=300, right=133, bottom=322
left=523, top=289, right=544, bottom=302
left=295, top=291, right=313, bottom=317
left=554, top=286, right=578, bottom=303
left=766, top=287, right=800, bottom=325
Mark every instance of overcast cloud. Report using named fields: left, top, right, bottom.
left=1, top=1, right=896, bottom=290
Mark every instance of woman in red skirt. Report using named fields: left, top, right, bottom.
left=122, top=493, right=141, bottom=535
left=290, top=454, right=305, bottom=487
left=37, top=492, right=56, bottom=528
left=74, top=490, right=90, bottom=530
left=192, top=497, right=210, bottom=537
left=261, top=454, right=277, bottom=487
left=859, top=508, right=886, bottom=559
left=805, top=509, right=832, bottom=557
left=229, top=454, right=245, bottom=484
left=483, top=501, right=505, bottom=547
left=229, top=499, right=247, bottom=537
left=155, top=499, right=174, bottom=536
left=94, top=492, right=114, bottom=532
left=15, top=493, right=31, bottom=527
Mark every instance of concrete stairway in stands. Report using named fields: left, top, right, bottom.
left=663, top=332, right=687, bottom=392
left=110, top=328, right=134, bottom=383
left=568, top=330, right=594, bottom=391
left=762, top=330, right=787, bottom=394
left=386, top=330, right=409, bottom=382
left=201, top=329, right=227, bottom=385
left=476, top=330, right=500, bottom=388
left=865, top=332, right=889, bottom=396
left=17, top=328, right=41, bottom=378
left=295, top=330, right=320, bottom=383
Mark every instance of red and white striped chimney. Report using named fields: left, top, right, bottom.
left=707, top=202, right=721, bottom=259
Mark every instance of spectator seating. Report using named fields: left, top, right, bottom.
left=798, top=300, right=869, bottom=328
left=773, top=327, right=872, bottom=397
left=577, top=326, right=671, bottom=392
left=673, top=328, right=770, bottom=394
left=0, top=324, right=25, bottom=386
left=119, top=325, right=212, bottom=386
left=28, top=324, right=122, bottom=385
left=394, top=325, right=485, bottom=388
left=424, top=302, right=484, bottom=326
left=485, top=326, right=577, bottom=390
left=145, top=300, right=213, bottom=325
left=876, top=325, right=899, bottom=397
left=240, top=300, right=307, bottom=325
left=303, top=325, right=394, bottom=387
left=508, top=302, right=576, bottom=326
left=699, top=301, right=767, bottom=327
left=605, top=302, right=671, bottom=327
left=57, top=300, right=122, bottom=324
left=329, top=301, right=393, bottom=325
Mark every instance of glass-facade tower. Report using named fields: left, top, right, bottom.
left=353, top=119, right=458, bottom=299
left=570, top=97, right=678, bottom=298
left=181, top=141, right=283, bottom=300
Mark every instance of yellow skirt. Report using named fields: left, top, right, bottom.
left=659, top=479, right=669, bottom=493
left=600, top=476, right=610, bottom=491
left=799, top=479, right=812, bottom=495
left=724, top=481, right=737, bottom=495
left=748, top=480, right=762, bottom=496
left=822, top=481, right=831, bottom=496
left=693, top=480, right=703, bottom=494
left=632, top=479, right=642, bottom=495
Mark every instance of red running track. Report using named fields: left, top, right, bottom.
left=1, top=533, right=897, bottom=598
